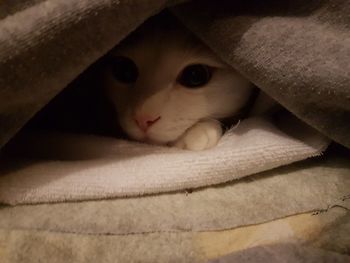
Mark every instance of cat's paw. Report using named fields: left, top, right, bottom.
left=173, top=120, right=222, bottom=151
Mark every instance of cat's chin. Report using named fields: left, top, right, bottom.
left=121, top=121, right=186, bottom=145
left=136, top=135, right=174, bottom=146
left=127, top=131, right=179, bottom=146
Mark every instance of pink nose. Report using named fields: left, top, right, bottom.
left=134, top=115, right=161, bottom=132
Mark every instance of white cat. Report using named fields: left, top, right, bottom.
left=103, top=14, right=253, bottom=151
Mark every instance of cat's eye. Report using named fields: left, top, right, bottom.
left=178, top=64, right=212, bottom=88
left=110, top=56, right=138, bottom=84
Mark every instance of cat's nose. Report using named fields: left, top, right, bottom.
left=134, top=115, right=161, bottom=132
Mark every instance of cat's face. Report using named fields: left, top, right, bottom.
left=103, top=20, right=252, bottom=145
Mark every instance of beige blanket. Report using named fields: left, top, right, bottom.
left=0, top=152, right=349, bottom=261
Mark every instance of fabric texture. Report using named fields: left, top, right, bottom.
left=0, top=208, right=349, bottom=263
left=0, top=116, right=329, bottom=205
left=0, top=1, right=349, bottom=262
left=173, top=0, right=350, bottom=148
left=209, top=243, right=350, bottom=263
left=0, top=150, right=349, bottom=234
left=0, top=0, right=349, bottom=149
left=0, top=0, right=173, bottom=148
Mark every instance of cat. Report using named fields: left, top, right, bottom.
left=102, top=13, right=254, bottom=151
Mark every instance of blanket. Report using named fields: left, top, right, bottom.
left=0, top=116, right=329, bottom=205
left=173, top=0, right=350, bottom=148
left=0, top=210, right=349, bottom=262
left=0, top=151, right=349, bottom=262
left=0, top=0, right=349, bottom=149
left=0, top=0, right=349, bottom=262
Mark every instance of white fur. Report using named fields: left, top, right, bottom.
left=103, top=20, right=253, bottom=150
left=173, top=120, right=222, bottom=151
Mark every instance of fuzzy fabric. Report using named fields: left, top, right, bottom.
left=0, top=207, right=349, bottom=262
left=0, top=117, right=328, bottom=204
left=0, top=150, right=349, bottom=234
left=0, top=0, right=174, bottom=148
left=173, top=0, right=350, bottom=148
left=0, top=1, right=349, bottom=262
left=209, top=243, right=350, bottom=263
left=0, top=0, right=349, bottom=149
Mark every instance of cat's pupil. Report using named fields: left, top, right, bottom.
left=178, top=64, right=211, bottom=88
left=110, top=56, right=138, bottom=84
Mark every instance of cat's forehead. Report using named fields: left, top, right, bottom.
left=110, top=23, right=226, bottom=69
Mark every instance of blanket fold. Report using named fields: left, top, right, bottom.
left=0, top=149, right=349, bottom=234
left=0, top=0, right=349, bottom=149
left=0, top=1, right=349, bottom=261
left=0, top=116, right=330, bottom=205
left=172, top=0, right=350, bottom=148
left=0, top=0, right=170, bottom=148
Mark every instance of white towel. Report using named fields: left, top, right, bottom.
left=0, top=117, right=329, bottom=205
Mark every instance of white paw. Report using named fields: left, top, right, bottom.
left=173, top=120, right=222, bottom=151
